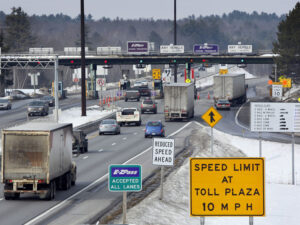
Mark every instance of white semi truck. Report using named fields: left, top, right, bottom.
left=164, top=83, right=195, bottom=121
left=1, top=122, right=76, bottom=200
left=213, top=73, right=247, bottom=107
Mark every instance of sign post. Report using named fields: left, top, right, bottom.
left=153, top=138, right=175, bottom=200
left=201, top=107, right=223, bottom=154
left=108, top=164, right=142, bottom=224
left=190, top=158, right=265, bottom=223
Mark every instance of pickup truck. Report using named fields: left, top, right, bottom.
left=125, top=89, right=140, bottom=102
left=116, top=108, right=141, bottom=126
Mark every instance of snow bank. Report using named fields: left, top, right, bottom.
left=112, top=124, right=300, bottom=225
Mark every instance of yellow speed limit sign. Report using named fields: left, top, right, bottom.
left=152, top=69, right=161, bottom=80
left=190, top=158, right=265, bottom=216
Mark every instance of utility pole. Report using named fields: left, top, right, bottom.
left=81, top=0, right=86, bottom=116
left=173, top=0, right=177, bottom=83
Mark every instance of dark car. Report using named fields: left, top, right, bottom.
left=0, top=99, right=12, bottom=110
left=138, top=86, right=151, bottom=97
left=40, top=95, right=55, bottom=106
left=145, top=121, right=165, bottom=138
left=215, top=99, right=231, bottom=110
left=141, top=98, right=157, bottom=114
left=72, top=129, right=88, bottom=153
left=27, top=100, right=49, bottom=116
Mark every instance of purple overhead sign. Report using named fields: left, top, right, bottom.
left=127, top=41, right=149, bottom=54
left=193, top=44, right=219, bottom=54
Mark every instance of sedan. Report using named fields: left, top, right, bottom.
left=99, top=119, right=120, bottom=135
left=215, top=99, right=231, bottom=110
left=27, top=100, right=49, bottom=116
left=0, top=99, right=12, bottom=110
left=145, top=121, right=165, bottom=138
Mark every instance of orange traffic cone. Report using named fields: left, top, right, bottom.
left=197, top=93, right=200, bottom=100
left=114, top=96, right=116, bottom=102
left=207, top=92, right=210, bottom=100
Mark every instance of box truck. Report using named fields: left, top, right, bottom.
left=1, top=122, right=76, bottom=200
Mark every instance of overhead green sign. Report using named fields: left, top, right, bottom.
left=109, top=165, right=142, bottom=192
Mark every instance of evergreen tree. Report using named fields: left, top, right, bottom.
left=5, top=7, right=36, bottom=52
left=149, top=31, right=163, bottom=49
left=273, top=3, right=300, bottom=80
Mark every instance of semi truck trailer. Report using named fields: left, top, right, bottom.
left=1, top=122, right=76, bottom=200
left=213, top=73, right=247, bottom=107
left=164, top=83, right=194, bottom=121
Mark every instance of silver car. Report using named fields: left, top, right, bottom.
left=99, top=119, right=120, bottom=135
left=27, top=100, right=49, bottom=116
left=0, top=99, right=12, bottom=110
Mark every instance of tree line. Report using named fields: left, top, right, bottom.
left=0, top=4, right=299, bottom=89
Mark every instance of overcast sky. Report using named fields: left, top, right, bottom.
left=1, top=0, right=299, bottom=19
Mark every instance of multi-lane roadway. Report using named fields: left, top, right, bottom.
left=0, top=72, right=297, bottom=224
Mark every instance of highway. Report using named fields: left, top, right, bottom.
left=0, top=72, right=297, bottom=224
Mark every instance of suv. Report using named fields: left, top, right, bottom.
left=141, top=98, right=157, bottom=114
left=27, top=100, right=49, bottom=116
left=138, top=86, right=151, bottom=97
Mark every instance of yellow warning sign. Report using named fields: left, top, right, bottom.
left=152, top=69, right=161, bottom=80
left=185, top=78, right=191, bottom=83
left=190, top=158, right=265, bottom=216
left=201, top=107, right=222, bottom=127
left=219, top=69, right=228, bottom=75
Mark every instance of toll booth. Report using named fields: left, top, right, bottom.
left=152, top=79, right=164, bottom=99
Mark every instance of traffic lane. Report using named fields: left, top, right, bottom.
left=25, top=112, right=193, bottom=225
left=0, top=99, right=185, bottom=225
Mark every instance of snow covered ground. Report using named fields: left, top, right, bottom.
left=0, top=105, right=116, bottom=153
left=112, top=123, right=300, bottom=225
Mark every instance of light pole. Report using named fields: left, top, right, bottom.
left=80, top=0, right=86, bottom=116
left=174, top=0, right=177, bottom=83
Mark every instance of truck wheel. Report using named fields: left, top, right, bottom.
left=4, top=192, right=19, bottom=200
left=85, top=142, right=88, bottom=152
left=50, top=181, right=56, bottom=200
left=125, top=98, right=128, bottom=102
left=62, top=173, right=71, bottom=190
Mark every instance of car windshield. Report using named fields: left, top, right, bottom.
left=101, top=120, right=116, bottom=125
left=147, top=121, right=161, bottom=127
left=0, top=99, right=8, bottom=103
left=143, top=100, right=153, bottom=104
left=218, top=100, right=229, bottom=104
left=29, top=101, right=44, bottom=106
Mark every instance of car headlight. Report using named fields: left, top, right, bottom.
left=39, top=107, right=43, bottom=110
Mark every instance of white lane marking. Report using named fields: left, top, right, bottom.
left=134, top=132, right=138, bottom=135
left=235, top=100, right=250, bottom=131
left=83, top=156, right=89, bottom=160
left=0, top=198, right=3, bottom=201
left=24, top=121, right=193, bottom=225
left=112, top=143, right=116, bottom=146
left=122, top=137, right=127, bottom=140
left=98, top=149, right=103, bottom=152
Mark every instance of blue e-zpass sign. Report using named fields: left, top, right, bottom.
left=109, top=165, right=142, bottom=192
left=193, top=44, right=219, bottom=54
